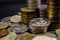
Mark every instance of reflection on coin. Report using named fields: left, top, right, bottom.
left=0, top=29, right=8, bottom=38
left=10, top=24, right=28, bottom=33
left=0, top=22, right=8, bottom=29
left=10, top=15, right=21, bottom=23
left=0, top=32, right=17, bottom=40
left=17, top=12, right=21, bottom=16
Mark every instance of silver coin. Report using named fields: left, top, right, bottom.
left=1, top=16, right=11, bottom=22
left=10, top=24, right=28, bottom=33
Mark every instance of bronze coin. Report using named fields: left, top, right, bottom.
left=0, top=29, right=8, bottom=38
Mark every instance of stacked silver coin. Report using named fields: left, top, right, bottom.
left=27, top=0, right=38, bottom=9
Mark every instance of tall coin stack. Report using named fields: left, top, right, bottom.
left=21, top=0, right=40, bottom=26
left=47, top=0, right=60, bottom=31
left=27, top=0, right=40, bottom=16
left=57, top=1, right=60, bottom=28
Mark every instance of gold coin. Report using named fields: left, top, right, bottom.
left=48, top=2, right=55, bottom=4
left=20, top=7, right=35, bottom=12
left=0, top=29, right=8, bottom=38
left=20, top=32, right=36, bottom=40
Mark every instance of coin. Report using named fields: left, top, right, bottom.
left=27, top=0, right=38, bottom=9
left=10, top=15, right=21, bottom=23
left=1, top=16, right=11, bottom=22
left=21, top=7, right=39, bottom=25
left=0, top=22, right=8, bottom=29
left=1, top=16, right=11, bottom=27
left=9, top=24, right=28, bottom=33
left=0, top=32, right=17, bottom=40
left=0, top=29, right=8, bottom=38
left=20, top=32, right=36, bottom=40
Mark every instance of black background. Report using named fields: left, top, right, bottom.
left=0, top=0, right=46, bottom=19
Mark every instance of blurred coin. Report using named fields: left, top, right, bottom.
left=9, top=24, right=28, bottom=33
left=0, top=22, right=8, bottom=29
left=1, top=16, right=11, bottom=26
left=10, top=15, right=21, bottom=23
left=1, top=16, right=11, bottom=22
left=17, top=12, right=21, bottom=16
left=40, top=5, right=47, bottom=10
left=0, top=32, right=17, bottom=40
left=32, top=33, right=57, bottom=40
left=56, top=29, right=60, bottom=36
left=0, top=29, right=8, bottom=38
left=20, top=32, right=36, bottom=40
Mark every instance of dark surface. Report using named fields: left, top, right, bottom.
left=0, top=0, right=46, bottom=19
left=0, top=2, right=27, bottom=19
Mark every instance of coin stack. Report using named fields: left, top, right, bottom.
left=27, top=0, right=40, bottom=16
left=20, top=0, right=40, bottom=26
left=27, top=0, right=38, bottom=9
left=57, top=1, right=60, bottom=28
left=27, top=0, right=39, bottom=17
left=20, top=7, right=39, bottom=25
left=47, top=0, right=59, bottom=31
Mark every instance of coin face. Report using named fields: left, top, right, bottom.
left=10, top=24, right=28, bottom=33
left=0, top=32, right=17, bottom=40
left=29, top=18, right=50, bottom=33
left=0, top=22, right=8, bottom=29
left=10, top=15, right=21, bottom=23
left=29, top=18, right=50, bottom=26
left=0, top=29, right=8, bottom=38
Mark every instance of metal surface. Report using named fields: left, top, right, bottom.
left=21, top=7, right=39, bottom=25
left=27, top=0, right=38, bottom=9
left=47, top=0, right=60, bottom=30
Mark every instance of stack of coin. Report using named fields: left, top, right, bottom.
left=47, top=0, right=59, bottom=31
left=39, top=5, right=47, bottom=18
left=20, top=7, right=39, bottom=25
left=57, top=2, right=60, bottom=27
left=27, top=0, right=38, bottom=9
left=27, top=0, right=40, bottom=17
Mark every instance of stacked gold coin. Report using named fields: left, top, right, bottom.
left=20, top=7, right=39, bottom=25
left=47, top=0, right=59, bottom=31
